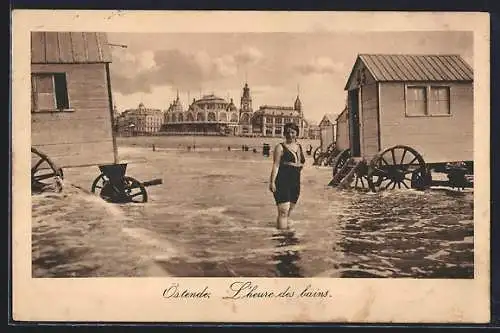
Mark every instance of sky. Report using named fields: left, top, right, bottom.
left=107, top=31, right=473, bottom=124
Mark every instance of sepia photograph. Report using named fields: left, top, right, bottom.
left=12, top=10, right=490, bottom=323
left=30, top=30, right=475, bottom=279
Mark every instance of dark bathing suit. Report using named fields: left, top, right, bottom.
left=274, top=143, right=306, bottom=204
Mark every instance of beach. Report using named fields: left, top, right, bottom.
left=32, top=138, right=474, bottom=278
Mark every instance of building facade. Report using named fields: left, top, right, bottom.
left=308, top=124, right=321, bottom=140
left=162, top=93, right=240, bottom=135
left=162, top=82, right=309, bottom=138
left=117, top=103, right=163, bottom=136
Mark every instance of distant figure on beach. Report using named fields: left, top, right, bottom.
left=306, top=144, right=313, bottom=156
left=269, top=122, right=305, bottom=230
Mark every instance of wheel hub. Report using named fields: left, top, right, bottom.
left=388, top=167, right=406, bottom=182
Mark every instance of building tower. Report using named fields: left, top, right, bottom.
left=239, top=82, right=254, bottom=135
left=240, top=82, right=253, bottom=112
left=294, top=85, right=304, bottom=138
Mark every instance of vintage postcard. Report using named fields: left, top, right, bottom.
left=12, top=10, right=490, bottom=323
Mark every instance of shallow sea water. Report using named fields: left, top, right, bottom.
left=32, top=146, right=474, bottom=278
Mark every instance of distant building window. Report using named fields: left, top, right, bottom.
left=219, top=112, right=227, bottom=122
left=266, top=117, right=273, bottom=124
left=208, top=112, right=216, bottom=121
left=197, top=112, right=205, bottom=121
left=240, top=113, right=250, bottom=124
left=31, top=73, right=69, bottom=112
left=275, top=117, right=283, bottom=124
left=406, top=85, right=451, bottom=117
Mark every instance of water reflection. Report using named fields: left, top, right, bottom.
left=272, top=230, right=303, bottom=277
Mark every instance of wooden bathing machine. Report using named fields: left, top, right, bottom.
left=31, top=31, right=117, bottom=168
left=313, top=113, right=339, bottom=166
left=344, top=53, right=473, bottom=164
left=318, top=113, right=336, bottom=152
left=335, top=107, right=349, bottom=152
left=330, top=54, right=474, bottom=191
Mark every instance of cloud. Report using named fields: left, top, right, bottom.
left=109, top=46, right=265, bottom=95
left=234, top=46, right=263, bottom=66
left=295, top=57, right=345, bottom=76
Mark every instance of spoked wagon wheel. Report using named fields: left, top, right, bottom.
left=91, top=174, right=148, bottom=203
left=123, top=176, right=148, bottom=203
left=91, top=173, right=108, bottom=195
left=31, top=147, right=63, bottom=193
left=332, top=148, right=350, bottom=177
left=353, top=162, right=370, bottom=191
left=367, top=145, right=429, bottom=192
left=322, top=142, right=339, bottom=166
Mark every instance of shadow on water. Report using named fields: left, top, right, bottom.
left=271, top=230, right=303, bottom=277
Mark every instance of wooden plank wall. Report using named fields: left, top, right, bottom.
left=346, top=60, right=377, bottom=91
left=360, top=83, right=380, bottom=158
left=379, top=82, right=473, bottom=164
left=31, top=63, right=116, bottom=168
left=335, top=111, right=350, bottom=151
left=320, top=126, right=335, bottom=151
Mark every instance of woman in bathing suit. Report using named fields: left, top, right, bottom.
left=269, top=122, right=306, bottom=230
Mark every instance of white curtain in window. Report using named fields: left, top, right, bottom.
left=407, top=86, right=427, bottom=116
left=33, top=74, right=56, bottom=110
left=429, top=87, right=450, bottom=115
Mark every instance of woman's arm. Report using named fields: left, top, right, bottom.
left=299, top=144, right=306, bottom=164
left=269, top=144, right=282, bottom=192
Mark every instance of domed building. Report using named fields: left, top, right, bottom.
left=162, top=82, right=309, bottom=137
left=163, top=93, right=240, bottom=135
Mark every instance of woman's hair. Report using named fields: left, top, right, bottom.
left=284, top=122, right=300, bottom=136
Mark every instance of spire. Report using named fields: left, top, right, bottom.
left=294, top=83, right=302, bottom=111
left=240, top=80, right=252, bottom=112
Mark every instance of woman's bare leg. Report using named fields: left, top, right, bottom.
left=288, top=203, right=296, bottom=217
left=277, top=202, right=290, bottom=230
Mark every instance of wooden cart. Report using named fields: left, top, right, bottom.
left=313, top=113, right=341, bottom=166
left=328, top=54, right=474, bottom=192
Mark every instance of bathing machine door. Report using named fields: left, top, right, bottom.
left=348, top=88, right=361, bottom=157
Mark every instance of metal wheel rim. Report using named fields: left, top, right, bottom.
left=332, top=149, right=350, bottom=177
left=31, top=147, right=63, bottom=190
left=367, top=145, right=426, bottom=192
left=123, top=176, right=148, bottom=203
